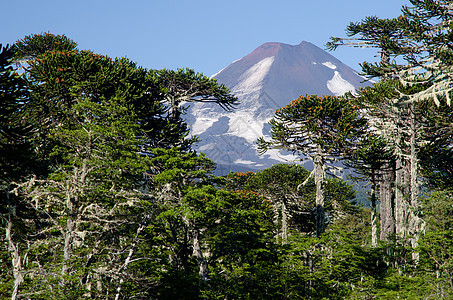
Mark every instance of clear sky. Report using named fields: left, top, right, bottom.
left=2, top=0, right=409, bottom=76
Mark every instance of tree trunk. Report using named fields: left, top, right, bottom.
left=409, top=105, right=418, bottom=207
left=182, top=216, right=209, bottom=281
left=281, top=200, right=288, bottom=244
left=114, top=223, right=145, bottom=300
left=114, top=210, right=153, bottom=300
left=62, top=185, right=74, bottom=278
left=408, top=105, right=423, bottom=261
left=380, top=159, right=395, bottom=241
left=378, top=47, right=396, bottom=242
left=370, top=173, right=378, bottom=247
left=6, top=189, right=23, bottom=300
left=314, top=145, right=325, bottom=238
left=191, top=224, right=209, bottom=281
left=394, top=156, right=406, bottom=240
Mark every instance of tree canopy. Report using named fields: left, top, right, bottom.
left=2, top=10, right=453, bottom=297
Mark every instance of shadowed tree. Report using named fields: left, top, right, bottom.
left=0, top=43, right=34, bottom=300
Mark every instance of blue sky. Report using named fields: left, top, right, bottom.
left=2, top=0, right=408, bottom=76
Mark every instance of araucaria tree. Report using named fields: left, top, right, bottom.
left=0, top=43, right=33, bottom=300
left=0, top=32, right=239, bottom=299
left=7, top=35, right=161, bottom=298
left=258, top=94, right=366, bottom=237
left=328, top=0, right=453, bottom=250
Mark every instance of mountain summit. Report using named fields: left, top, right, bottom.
left=187, top=41, right=368, bottom=175
left=214, top=41, right=363, bottom=101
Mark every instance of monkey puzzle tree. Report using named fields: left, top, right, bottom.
left=226, top=165, right=313, bottom=242
left=13, top=32, right=77, bottom=61
left=417, top=190, right=453, bottom=298
left=155, top=68, right=237, bottom=113
left=0, top=43, right=34, bottom=300
left=2, top=34, right=162, bottom=298
left=418, top=102, right=453, bottom=190
left=0, top=32, right=242, bottom=298
left=9, top=41, right=162, bottom=297
left=242, top=164, right=312, bottom=242
left=144, top=147, right=276, bottom=298
left=258, top=95, right=366, bottom=237
left=328, top=1, right=453, bottom=248
left=345, top=132, right=392, bottom=246
left=154, top=68, right=238, bottom=149
left=226, top=164, right=356, bottom=241
left=328, top=15, right=413, bottom=242
left=19, top=98, right=153, bottom=298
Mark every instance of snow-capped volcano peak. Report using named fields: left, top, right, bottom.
left=187, top=41, right=369, bottom=175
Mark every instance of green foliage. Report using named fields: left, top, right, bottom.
left=155, top=68, right=238, bottom=110
left=0, top=43, right=36, bottom=300
left=150, top=68, right=238, bottom=150
left=227, top=164, right=357, bottom=234
left=345, top=133, right=392, bottom=183
left=418, top=102, right=453, bottom=189
left=0, top=249, right=13, bottom=299
left=2, top=23, right=453, bottom=298
left=13, top=32, right=78, bottom=61
left=258, top=95, right=366, bottom=237
left=147, top=148, right=277, bottom=298
left=415, top=190, right=453, bottom=298
left=15, top=96, right=153, bottom=297
left=0, top=44, right=32, bottom=182
left=259, top=94, right=366, bottom=158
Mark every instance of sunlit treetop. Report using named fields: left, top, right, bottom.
left=13, top=32, right=78, bottom=61
left=260, top=94, right=367, bottom=158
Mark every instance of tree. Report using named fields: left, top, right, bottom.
left=328, top=16, right=410, bottom=243
left=0, top=43, right=33, bottom=300
left=13, top=32, right=77, bottom=61
left=153, top=68, right=238, bottom=150
left=3, top=34, right=161, bottom=298
left=226, top=164, right=356, bottom=240
left=417, top=190, right=453, bottom=298
left=418, top=102, right=453, bottom=190
left=14, top=98, right=152, bottom=298
left=326, top=1, right=453, bottom=247
left=345, top=133, right=391, bottom=246
left=258, top=95, right=366, bottom=237
left=145, top=148, right=277, bottom=298
left=0, top=32, right=245, bottom=298
left=227, top=164, right=312, bottom=242
left=155, top=68, right=237, bottom=119
left=0, top=44, right=31, bottom=180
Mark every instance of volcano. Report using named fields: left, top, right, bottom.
left=186, top=41, right=368, bottom=175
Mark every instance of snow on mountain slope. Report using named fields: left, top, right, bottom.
left=327, top=71, right=356, bottom=96
left=186, top=41, right=369, bottom=175
left=233, top=56, right=275, bottom=96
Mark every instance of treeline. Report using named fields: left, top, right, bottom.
left=1, top=0, right=453, bottom=299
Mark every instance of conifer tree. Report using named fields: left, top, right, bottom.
left=327, top=0, right=453, bottom=247
left=0, top=43, right=32, bottom=300
left=345, top=133, right=391, bottom=246
left=226, top=164, right=356, bottom=240
left=258, top=95, right=366, bottom=237
left=154, top=68, right=238, bottom=150
left=155, top=68, right=237, bottom=118
left=2, top=32, right=241, bottom=298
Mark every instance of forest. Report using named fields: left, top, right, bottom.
left=1, top=0, right=453, bottom=299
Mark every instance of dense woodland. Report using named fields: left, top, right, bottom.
left=1, top=0, right=453, bottom=299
